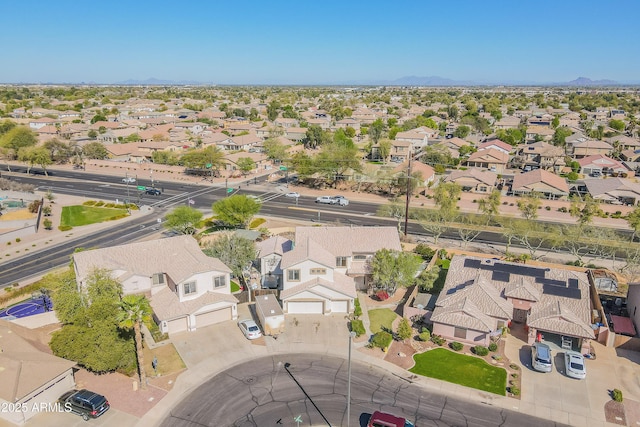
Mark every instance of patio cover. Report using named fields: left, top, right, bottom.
left=610, top=315, right=637, bottom=336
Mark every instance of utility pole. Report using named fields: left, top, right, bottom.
left=403, top=151, right=412, bottom=236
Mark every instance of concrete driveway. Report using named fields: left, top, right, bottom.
left=506, top=336, right=640, bottom=427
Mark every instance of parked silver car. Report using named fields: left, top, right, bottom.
left=238, top=319, right=262, bottom=340
left=531, top=342, right=553, bottom=372
left=564, top=351, right=586, bottom=379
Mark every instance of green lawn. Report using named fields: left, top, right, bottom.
left=410, top=348, right=506, bottom=395
left=368, top=308, right=397, bottom=333
left=61, top=205, right=128, bottom=227
left=230, top=281, right=241, bottom=293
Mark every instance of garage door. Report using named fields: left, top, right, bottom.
left=195, top=307, right=232, bottom=328
left=20, top=371, right=75, bottom=422
left=331, top=300, right=348, bottom=313
left=167, top=317, right=188, bottom=334
left=287, top=301, right=323, bottom=314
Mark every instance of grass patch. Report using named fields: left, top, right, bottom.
left=230, top=281, right=241, bottom=293
left=61, top=205, right=128, bottom=227
left=249, top=218, right=266, bottom=229
left=368, top=308, right=397, bottom=334
left=142, top=343, right=186, bottom=378
left=410, top=348, right=506, bottom=396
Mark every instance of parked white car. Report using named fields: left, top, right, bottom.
left=564, top=351, right=586, bottom=379
left=238, top=319, right=262, bottom=340
left=122, top=177, right=136, bottom=184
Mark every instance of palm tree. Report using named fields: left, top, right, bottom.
left=117, top=294, right=152, bottom=390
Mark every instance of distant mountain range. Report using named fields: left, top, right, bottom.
left=104, top=76, right=637, bottom=87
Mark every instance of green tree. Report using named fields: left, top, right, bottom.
left=477, top=189, right=501, bottom=224
left=377, top=139, right=391, bottom=162
left=236, top=157, right=256, bottom=176
left=304, top=125, right=329, bottom=149
left=453, top=125, right=470, bottom=138
left=163, top=206, right=203, bottom=234
left=433, top=182, right=461, bottom=213
left=569, top=194, right=600, bottom=226
left=90, top=113, right=107, bottom=124
left=203, top=232, right=256, bottom=280
left=609, top=119, right=625, bottom=132
left=212, top=195, right=261, bottom=228
left=314, top=140, right=362, bottom=186
left=0, top=126, right=38, bottom=168
left=396, top=318, right=412, bottom=341
left=517, top=193, right=541, bottom=220
left=44, top=138, right=71, bottom=163
left=83, top=142, right=108, bottom=159
left=267, top=100, right=280, bottom=121
left=552, top=127, right=573, bottom=146
left=181, top=146, right=224, bottom=171
left=262, top=137, right=288, bottom=162
left=117, top=295, right=152, bottom=390
left=18, top=146, right=52, bottom=175
left=627, top=205, right=640, bottom=241
left=370, top=249, right=422, bottom=294
left=368, top=119, right=387, bottom=144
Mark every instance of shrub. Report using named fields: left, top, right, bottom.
left=450, top=341, right=464, bottom=351
left=43, top=219, right=53, bottom=230
left=371, top=331, right=393, bottom=351
left=375, top=290, right=390, bottom=301
left=94, top=201, right=105, bottom=207
left=488, top=342, right=498, bottom=352
left=414, top=243, right=436, bottom=261
left=558, top=207, right=568, bottom=213
left=58, top=225, right=72, bottom=231
left=15, top=238, right=21, bottom=243
left=419, top=329, right=431, bottom=342
left=83, top=200, right=96, bottom=206
left=249, top=218, right=266, bottom=229
left=473, top=346, right=489, bottom=356
left=509, top=363, right=519, bottom=370
left=430, top=334, right=446, bottom=346
left=28, top=199, right=42, bottom=213
left=509, top=386, right=521, bottom=396
left=612, top=389, right=623, bottom=402
left=350, top=319, right=366, bottom=337
left=545, top=206, right=551, bottom=211
left=396, top=318, right=412, bottom=341
left=353, top=298, right=362, bottom=318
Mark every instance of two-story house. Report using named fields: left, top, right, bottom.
left=73, top=236, right=238, bottom=336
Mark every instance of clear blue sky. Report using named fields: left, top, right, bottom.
left=2, top=0, right=639, bottom=85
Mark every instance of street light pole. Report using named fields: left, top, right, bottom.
left=403, top=150, right=412, bottom=236
left=347, top=331, right=356, bottom=427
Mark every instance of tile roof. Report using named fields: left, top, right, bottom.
left=149, top=287, right=238, bottom=321
left=511, top=169, right=569, bottom=193
left=437, top=275, right=513, bottom=319
left=505, top=277, right=541, bottom=302
left=0, top=321, right=76, bottom=402
left=584, top=177, right=640, bottom=199
left=73, top=235, right=231, bottom=286
left=436, top=256, right=593, bottom=338
left=256, top=236, right=293, bottom=257
left=293, top=226, right=402, bottom=257
left=477, top=140, right=512, bottom=153
left=577, top=154, right=625, bottom=169
left=445, top=169, right=497, bottom=186
left=281, top=237, right=336, bottom=269
left=467, top=148, right=510, bottom=164
left=431, top=297, right=495, bottom=332
left=280, top=273, right=356, bottom=300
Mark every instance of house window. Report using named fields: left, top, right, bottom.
left=310, top=268, right=326, bottom=275
left=336, top=257, right=347, bottom=267
left=287, top=269, right=300, bottom=281
left=497, top=320, right=506, bottom=330
left=213, top=275, right=225, bottom=288
left=353, top=254, right=367, bottom=261
left=454, top=327, right=466, bottom=339
left=479, top=186, right=487, bottom=192
left=152, top=273, right=165, bottom=285
left=183, top=281, right=197, bottom=295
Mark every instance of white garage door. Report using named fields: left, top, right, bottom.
left=168, top=317, right=188, bottom=334
left=287, top=301, right=323, bottom=314
left=331, top=300, right=348, bottom=313
left=20, top=371, right=75, bottom=422
left=195, top=307, right=232, bottom=328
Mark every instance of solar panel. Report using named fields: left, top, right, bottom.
left=542, top=284, right=581, bottom=299
left=568, top=278, right=579, bottom=289
left=535, top=277, right=566, bottom=287
left=464, top=258, right=482, bottom=269
left=494, top=263, right=547, bottom=278
left=492, top=271, right=510, bottom=282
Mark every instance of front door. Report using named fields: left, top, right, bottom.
left=513, top=308, right=528, bottom=323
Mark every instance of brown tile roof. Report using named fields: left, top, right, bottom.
left=280, top=274, right=356, bottom=300
left=0, top=321, right=76, bottom=402
left=478, top=140, right=512, bottom=153
left=431, top=297, right=495, bottom=332
left=256, top=236, right=293, bottom=257
left=73, top=235, right=231, bottom=286
left=293, top=226, right=402, bottom=257
left=445, top=169, right=497, bottom=186
left=281, top=237, right=336, bottom=269
left=527, top=301, right=595, bottom=339
left=437, top=275, right=512, bottom=319
left=511, top=169, right=569, bottom=193
left=505, top=278, right=541, bottom=302
left=149, top=287, right=238, bottom=321
left=467, top=148, right=509, bottom=164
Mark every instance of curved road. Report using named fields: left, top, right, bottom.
left=161, top=353, right=567, bottom=427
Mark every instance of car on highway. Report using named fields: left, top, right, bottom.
left=531, top=342, right=553, bottom=373
left=122, top=177, right=136, bottom=183
left=368, top=410, right=414, bottom=427
left=145, top=187, right=161, bottom=196
left=58, top=389, right=110, bottom=421
left=247, top=195, right=262, bottom=203
left=315, top=196, right=349, bottom=206
left=564, top=351, right=586, bottom=379
left=238, top=319, right=262, bottom=340
left=285, top=192, right=300, bottom=198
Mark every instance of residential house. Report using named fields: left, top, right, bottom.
left=477, top=139, right=512, bottom=155
left=527, top=114, right=554, bottom=126
left=390, top=140, right=412, bottom=162
left=431, top=256, right=594, bottom=353
left=525, top=125, right=555, bottom=142
left=217, top=133, right=262, bottom=151
left=572, top=140, right=614, bottom=158
left=607, top=135, right=640, bottom=152
left=274, top=118, right=299, bottom=128
left=395, top=130, right=429, bottom=152
left=0, top=322, right=77, bottom=424
left=464, top=148, right=509, bottom=173
left=201, top=132, right=234, bottom=149
left=28, top=117, right=57, bottom=130
left=511, top=168, right=569, bottom=199
left=285, top=127, right=307, bottom=142
left=391, top=160, right=436, bottom=187
left=334, top=117, right=360, bottom=132
left=578, top=155, right=629, bottom=177
left=72, top=236, right=238, bottom=335
left=583, top=178, right=640, bottom=205
left=494, top=116, right=521, bottom=130
left=625, top=284, right=640, bottom=336
left=515, top=141, right=566, bottom=172
left=444, top=169, right=497, bottom=193
left=256, top=236, right=294, bottom=289
left=307, top=117, right=331, bottom=130
left=224, top=151, right=269, bottom=173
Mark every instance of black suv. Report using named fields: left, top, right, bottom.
left=59, top=389, right=110, bottom=421
left=145, top=187, right=161, bottom=196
